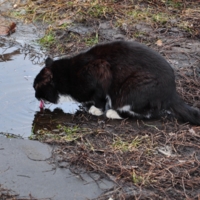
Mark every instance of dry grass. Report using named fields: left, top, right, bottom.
left=1, top=0, right=199, bottom=54
left=34, top=117, right=200, bottom=199
left=31, top=67, right=200, bottom=199
left=0, top=184, right=51, bottom=200
left=1, top=0, right=200, bottom=199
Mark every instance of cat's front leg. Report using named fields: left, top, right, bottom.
left=89, top=105, right=103, bottom=116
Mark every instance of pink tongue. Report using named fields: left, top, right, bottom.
left=39, top=100, right=44, bottom=109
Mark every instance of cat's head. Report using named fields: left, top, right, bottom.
left=33, top=57, right=59, bottom=104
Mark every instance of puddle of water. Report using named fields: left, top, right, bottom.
left=0, top=38, right=79, bottom=138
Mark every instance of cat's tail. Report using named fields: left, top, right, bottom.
left=170, top=93, right=200, bottom=125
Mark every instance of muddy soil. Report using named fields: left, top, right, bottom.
left=32, top=31, right=200, bottom=200
left=30, top=2, right=200, bottom=199
left=1, top=0, right=200, bottom=199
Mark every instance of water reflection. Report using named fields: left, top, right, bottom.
left=0, top=38, right=79, bottom=138
left=32, top=107, right=79, bottom=135
left=0, top=49, right=20, bottom=61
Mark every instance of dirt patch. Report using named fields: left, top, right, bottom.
left=0, top=184, right=50, bottom=200
left=32, top=108, right=200, bottom=199
left=2, top=0, right=200, bottom=56
left=1, top=0, right=200, bottom=199
left=0, top=16, right=16, bottom=36
left=31, top=68, right=200, bottom=199
left=0, top=185, right=18, bottom=200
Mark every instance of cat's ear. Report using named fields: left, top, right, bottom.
left=45, top=57, right=53, bottom=68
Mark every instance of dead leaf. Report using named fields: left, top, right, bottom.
left=0, top=17, right=16, bottom=36
left=155, top=39, right=163, bottom=46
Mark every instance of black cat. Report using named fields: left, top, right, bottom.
left=33, top=40, right=200, bottom=125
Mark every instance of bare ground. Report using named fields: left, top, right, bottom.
left=1, top=0, right=200, bottom=199
left=31, top=42, right=200, bottom=199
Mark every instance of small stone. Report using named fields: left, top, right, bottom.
left=114, top=34, right=125, bottom=39
left=52, top=129, right=60, bottom=132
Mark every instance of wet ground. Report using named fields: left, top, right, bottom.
left=0, top=21, right=115, bottom=200
left=1, top=6, right=199, bottom=139
left=30, top=18, right=200, bottom=200
left=0, top=136, right=114, bottom=200
left=0, top=0, right=200, bottom=199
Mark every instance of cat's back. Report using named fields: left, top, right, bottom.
left=89, top=40, right=158, bottom=57
left=87, top=41, right=173, bottom=76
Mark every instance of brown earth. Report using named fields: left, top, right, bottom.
left=28, top=0, right=200, bottom=199
left=1, top=0, right=200, bottom=199
left=0, top=16, right=16, bottom=36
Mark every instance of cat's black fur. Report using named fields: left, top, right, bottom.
left=33, top=40, right=200, bottom=125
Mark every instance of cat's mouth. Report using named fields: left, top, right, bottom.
left=39, top=99, right=52, bottom=109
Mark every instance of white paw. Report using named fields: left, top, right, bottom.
left=89, top=105, right=103, bottom=116
left=106, top=109, right=122, bottom=119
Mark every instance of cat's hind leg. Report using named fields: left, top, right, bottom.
left=106, top=105, right=152, bottom=119
left=106, top=109, right=122, bottom=119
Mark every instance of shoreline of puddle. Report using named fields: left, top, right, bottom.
left=0, top=22, right=80, bottom=138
